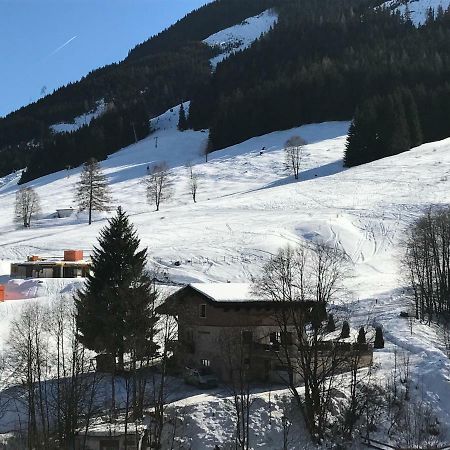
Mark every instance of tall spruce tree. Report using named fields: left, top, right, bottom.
left=380, top=94, right=411, bottom=158
left=344, top=101, right=378, bottom=167
left=75, top=158, right=111, bottom=225
left=75, top=207, right=158, bottom=370
left=177, top=103, right=188, bottom=131
left=402, top=89, right=423, bottom=148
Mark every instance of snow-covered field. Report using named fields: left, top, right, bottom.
left=203, top=9, right=278, bottom=68
left=1, top=103, right=450, bottom=446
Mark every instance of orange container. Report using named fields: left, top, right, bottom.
left=0, top=285, right=5, bottom=302
left=28, top=255, right=40, bottom=262
left=64, top=250, right=83, bottom=261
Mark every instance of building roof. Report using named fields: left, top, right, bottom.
left=190, top=283, right=262, bottom=303
left=12, top=260, right=89, bottom=266
left=157, top=283, right=320, bottom=315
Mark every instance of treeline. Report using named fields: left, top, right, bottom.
left=16, top=44, right=212, bottom=183
left=345, top=9, right=450, bottom=165
left=126, top=0, right=277, bottom=61
left=0, top=0, right=279, bottom=182
left=189, top=1, right=450, bottom=159
left=6, top=0, right=450, bottom=182
left=344, top=88, right=423, bottom=166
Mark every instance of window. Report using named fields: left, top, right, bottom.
left=242, top=330, right=253, bottom=344
left=200, top=304, right=206, bottom=318
left=201, top=359, right=211, bottom=367
left=270, top=332, right=280, bottom=344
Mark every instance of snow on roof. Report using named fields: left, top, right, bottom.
left=190, top=282, right=263, bottom=303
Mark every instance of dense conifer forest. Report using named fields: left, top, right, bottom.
left=190, top=1, right=450, bottom=166
left=3, top=0, right=450, bottom=182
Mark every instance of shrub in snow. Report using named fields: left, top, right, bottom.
left=326, top=313, right=336, bottom=332
left=357, top=326, right=366, bottom=344
left=374, top=326, right=384, bottom=349
left=340, top=321, right=350, bottom=338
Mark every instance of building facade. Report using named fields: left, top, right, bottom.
left=158, top=283, right=326, bottom=384
left=10, top=250, right=90, bottom=279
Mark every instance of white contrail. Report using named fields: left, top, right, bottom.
left=45, top=35, right=78, bottom=59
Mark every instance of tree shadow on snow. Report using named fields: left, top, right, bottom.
left=257, top=159, right=346, bottom=192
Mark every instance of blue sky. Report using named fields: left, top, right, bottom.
left=0, top=0, right=212, bottom=117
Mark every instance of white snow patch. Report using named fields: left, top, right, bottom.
left=50, top=99, right=107, bottom=134
left=381, top=0, right=450, bottom=25
left=203, top=9, right=278, bottom=68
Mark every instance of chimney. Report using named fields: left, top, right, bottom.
left=64, top=250, right=83, bottom=262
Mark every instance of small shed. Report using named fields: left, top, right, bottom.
left=56, top=208, right=74, bottom=218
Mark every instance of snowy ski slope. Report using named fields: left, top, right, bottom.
left=1, top=103, right=450, bottom=446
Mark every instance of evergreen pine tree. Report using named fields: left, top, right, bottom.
left=402, top=89, right=423, bottom=148
left=374, top=326, right=385, bottom=349
left=340, top=321, right=350, bottom=338
left=344, top=101, right=378, bottom=167
left=357, top=326, right=366, bottom=344
left=75, top=158, right=111, bottom=225
left=379, top=94, right=410, bottom=158
left=177, top=103, right=188, bottom=131
left=326, top=313, right=336, bottom=332
left=75, top=207, right=158, bottom=370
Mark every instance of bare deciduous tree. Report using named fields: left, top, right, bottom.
left=403, top=206, right=450, bottom=323
left=147, top=314, right=179, bottom=448
left=14, top=187, right=41, bottom=228
left=187, top=163, right=198, bottom=203
left=145, top=163, right=172, bottom=211
left=7, top=304, right=50, bottom=449
left=75, top=158, right=111, bottom=225
left=384, top=353, right=441, bottom=448
left=253, top=242, right=352, bottom=442
left=4, top=300, right=102, bottom=449
left=284, top=136, right=307, bottom=180
left=202, top=137, right=213, bottom=163
left=221, top=329, right=254, bottom=450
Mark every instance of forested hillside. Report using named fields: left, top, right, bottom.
left=0, top=0, right=275, bottom=183
left=3, top=0, right=450, bottom=183
left=189, top=0, right=450, bottom=167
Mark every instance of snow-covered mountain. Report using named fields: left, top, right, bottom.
left=1, top=102, right=450, bottom=446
